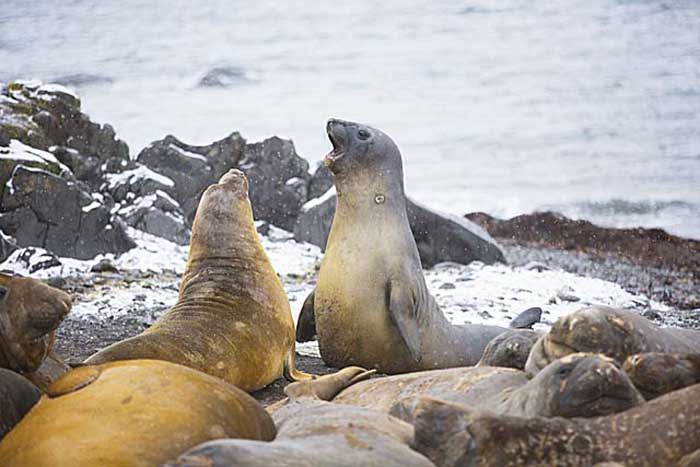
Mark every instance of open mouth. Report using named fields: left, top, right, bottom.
left=324, top=120, right=345, bottom=164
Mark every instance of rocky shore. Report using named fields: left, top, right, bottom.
left=2, top=80, right=698, bottom=406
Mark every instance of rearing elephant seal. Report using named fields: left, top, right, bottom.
left=306, top=119, right=506, bottom=373
left=525, top=306, right=700, bottom=376
left=85, top=170, right=311, bottom=391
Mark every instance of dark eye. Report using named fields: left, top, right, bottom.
left=0, top=286, right=6, bottom=300
left=357, top=129, right=370, bottom=140
left=557, top=366, right=572, bottom=377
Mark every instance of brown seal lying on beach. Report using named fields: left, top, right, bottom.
left=0, top=368, right=41, bottom=440
left=0, top=359, right=275, bottom=467
left=476, top=329, right=541, bottom=370
left=333, top=353, right=642, bottom=420
left=85, top=170, right=311, bottom=391
left=623, top=352, right=700, bottom=400
left=0, top=273, right=71, bottom=374
left=525, top=306, right=700, bottom=376
left=298, top=119, right=506, bottom=374
left=408, top=382, right=700, bottom=467
left=168, top=367, right=434, bottom=467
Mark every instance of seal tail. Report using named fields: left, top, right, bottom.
left=283, top=344, right=315, bottom=382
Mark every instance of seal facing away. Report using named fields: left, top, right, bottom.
left=0, top=273, right=71, bottom=374
left=304, top=119, right=506, bottom=374
left=168, top=367, right=434, bottom=467
left=333, top=353, right=642, bottom=420
left=525, top=306, right=700, bottom=376
left=0, top=360, right=275, bottom=467
left=623, top=352, right=700, bottom=400
left=85, top=170, right=311, bottom=391
left=409, top=382, right=700, bottom=467
left=476, top=329, right=541, bottom=370
left=0, top=368, right=41, bottom=440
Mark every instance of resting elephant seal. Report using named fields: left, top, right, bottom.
left=408, top=382, right=700, bottom=467
left=301, top=119, right=506, bottom=374
left=334, top=353, right=642, bottom=420
left=0, top=273, right=71, bottom=374
left=476, top=329, right=541, bottom=370
left=0, top=368, right=41, bottom=440
left=168, top=367, right=434, bottom=467
left=0, top=359, right=275, bottom=467
left=525, top=306, right=700, bottom=376
left=623, top=352, right=700, bottom=400
left=85, top=170, right=310, bottom=391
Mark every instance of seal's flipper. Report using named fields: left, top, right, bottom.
left=509, top=307, right=542, bottom=329
left=283, top=346, right=315, bottom=382
left=388, top=279, right=422, bottom=363
left=295, top=289, right=316, bottom=343
left=284, top=366, right=375, bottom=401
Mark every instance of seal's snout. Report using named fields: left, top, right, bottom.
left=217, top=169, right=249, bottom=193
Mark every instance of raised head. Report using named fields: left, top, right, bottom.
left=324, top=119, right=405, bottom=194
left=522, top=353, right=643, bottom=418
left=0, top=274, right=72, bottom=372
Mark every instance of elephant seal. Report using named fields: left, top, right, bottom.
left=623, top=352, right=700, bottom=400
left=304, top=119, right=506, bottom=374
left=525, top=306, right=700, bottom=376
left=168, top=367, right=434, bottom=467
left=0, top=359, right=275, bottom=467
left=408, top=382, right=700, bottom=467
left=0, top=273, right=71, bottom=374
left=476, top=329, right=541, bottom=370
left=85, top=170, right=311, bottom=391
left=0, top=368, right=41, bottom=440
left=334, top=353, right=643, bottom=420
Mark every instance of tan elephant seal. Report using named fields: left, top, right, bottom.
left=85, top=170, right=311, bottom=391
left=0, top=368, right=41, bottom=440
left=0, top=359, right=275, bottom=467
left=334, top=353, right=642, bottom=421
left=0, top=273, right=71, bottom=374
left=476, top=329, right=541, bottom=370
left=168, top=367, right=434, bottom=467
left=623, top=352, right=700, bottom=400
left=301, top=119, right=506, bottom=374
left=525, top=306, right=700, bottom=376
left=409, top=382, right=700, bottom=467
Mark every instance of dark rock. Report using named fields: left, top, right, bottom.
left=0, top=166, right=135, bottom=259
left=102, top=164, right=176, bottom=204
left=0, top=80, right=129, bottom=165
left=509, top=307, right=543, bottom=329
left=255, top=221, right=271, bottom=236
left=524, top=261, right=549, bottom=272
left=439, top=282, right=456, bottom=290
left=307, top=163, right=333, bottom=200
left=91, top=258, right=119, bottom=274
left=2, top=247, right=62, bottom=274
left=294, top=191, right=505, bottom=267
left=137, top=133, right=310, bottom=230
left=198, top=66, right=249, bottom=87
left=117, top=191, right=190, bottom=245
left=642, top=309, right=663, bottom=321
left=0, top=230, right=18, bottom=263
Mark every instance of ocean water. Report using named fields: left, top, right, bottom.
left=2, top=0, right=699, bottom=238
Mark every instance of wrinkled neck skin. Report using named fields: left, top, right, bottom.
left=333, top=161, right=406, bottom=214
left=178, top=194, right=278, bottom=307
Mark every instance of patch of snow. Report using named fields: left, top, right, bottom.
left=154, top=189, right=180, bottom=208
left=104, top=165, right=175, bottom=189
left=81, top=201, right=102, bottom=213
left=285, top=177, right=303, bottom=186
left=168, top=143, right=207, bottom=163
left=302, top=187, right=336, bottom=211
left=38, top=83, right=79, bottom=99
left=1, top=140, right=61, bottom=165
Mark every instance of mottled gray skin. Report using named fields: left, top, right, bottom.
left=169, top=367, right=434, bottom=467
left=526, top=306, right=700, bottom=376
left=310, top=119, right=506, bottom=374
left=0, top=368, right=40, bottom=440
left=477, top=329, right=541, bottom=370
left=335, top=353, right=643, bottom=421
left=624, top=352, right=700, bottom=400
left=409, top=382, right=700, bottom=467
